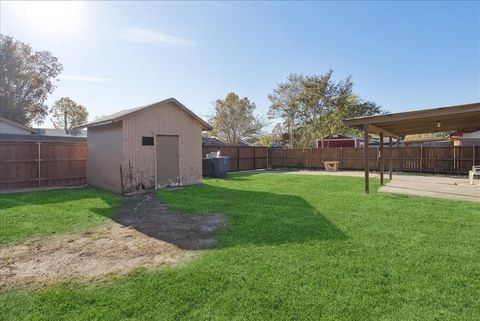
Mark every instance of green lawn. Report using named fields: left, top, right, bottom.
left=1, top=173, right=479, bottom=320
left=0, top=187, right=120, bottom=245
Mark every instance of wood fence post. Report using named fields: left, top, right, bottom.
left=473, top=145, right=476, bottom=167
left=283, top=147, right=286, bottom=170
left=37, top=142, right=41, bottom=187
left=340, top=147, right=343, bottom=170
left=320, top=146, right=324, bottom=167
left=253, top=147, right=256, bottom=171
left=396, top=140, right=400, bottom=174
left=237, top=146, right=240, bottom=171
left=267, top=147, right=270, bottom=169
left=309, top=148, right=312, bottom=170
left=454, top=147, right=458, bottom=175
left=388, top=136, right=393, bottom=180
left=458, top=146, right=461, bottom=175
left=420, top=145, right=423, bottom=174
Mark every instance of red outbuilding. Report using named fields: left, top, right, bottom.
left=317, top=134, right=364, bottom=148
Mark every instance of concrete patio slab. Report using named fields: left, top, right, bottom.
left=265, top=169, right=479, bottom=203
left=380, top=175, right=480, bottom=203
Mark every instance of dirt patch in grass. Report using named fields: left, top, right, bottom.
left=0, top=191, right=226, bottom=290
left=115, top=191, right=227, bottom=250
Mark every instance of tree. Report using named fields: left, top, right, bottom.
left=254, top=123, right=289, bottom=147
left=255, top=134, right=272, bottom=147
left=271, top=123, right=287, bottom=142
left=0, top=35, right=63, bottom=125
left=210, top=92, right=263, bottom=144
left=268, top=74, right=304, bottom=148
left=51, top=97, right=88, bottom=130
left=269, top=71, right=384, bottom=148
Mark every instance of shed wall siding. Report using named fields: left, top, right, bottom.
left=122, top=101, right=202, bottom=192
left=87, top=122, right=123, bottom=193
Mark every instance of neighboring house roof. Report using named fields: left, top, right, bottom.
left=201, top=137, right=251, bottom=146
left=0, top=116, right=36, bottom=133
left=83, top=98, right=213, bottom=130
left=402, top=137, right=450, bottom=147
left=33, top=128, right=87, bottom=137
left=402, top=137, right=448, bottom=145
left=0, top=133, right=86, bottom=142
left=449, top=130, right=480, bottom=138
left=202, top=137, right=226, bottom=146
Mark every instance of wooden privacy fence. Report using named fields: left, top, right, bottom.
left=1, top=143, right=477, bottom=190
left=268, top=146, right=480, bottom=175
left=203, top=145, right=479, bottom=174
left=0, top=141, right=87, bottom=190
left=202, top=145, right=268, bottom=172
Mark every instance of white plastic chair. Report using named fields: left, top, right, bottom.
left=469, top=166, right=480, bottom=185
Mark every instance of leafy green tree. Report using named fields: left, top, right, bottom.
left=268, top=74, right=304, bottom=148
left=211, top=92, right=263, bottom=144
left=0, top=35, right=63, bottom=125
left=255, top=123, right=289, bottom=147
left=255, top=135, right=272, bottom=147
left=51, top=97, right=88, bottom=130
left=269, top=71, right=384, bottom=148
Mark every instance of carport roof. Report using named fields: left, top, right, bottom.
left=343, top=102, right=480, bottom=137
left=83, top=98, right=213, bottom=130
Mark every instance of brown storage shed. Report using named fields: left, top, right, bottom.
left=84, top=98, right=212, bottom=193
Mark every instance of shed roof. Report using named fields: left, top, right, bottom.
left=343, top=102, right=480, bottom=137
left=83, top=98, right=213, bottom=130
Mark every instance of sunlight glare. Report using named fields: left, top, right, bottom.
left=5, top=1, right=89, bottom=37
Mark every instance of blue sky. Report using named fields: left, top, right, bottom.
left=1, top=1, right=479, bottom=128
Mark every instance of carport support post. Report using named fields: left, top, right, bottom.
left=379, top=133, right=384, bottom=186
left=389, top=136, right=393, bottom=180
left=364, top=124, right=369, bottom=194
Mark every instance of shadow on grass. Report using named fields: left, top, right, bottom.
left=111, top=192, right=226, bottom=250
left=0, top=183, right=346, bottom=249
left=159, top=184, right=347, bottom=248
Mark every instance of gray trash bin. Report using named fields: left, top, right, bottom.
left=212, top=156, right=230, bottom=178
left=202, top=158, right=214, bottom=177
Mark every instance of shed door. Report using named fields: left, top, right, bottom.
left=156, top=135, right=179, bottom=187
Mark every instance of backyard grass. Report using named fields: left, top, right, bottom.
left=0, top=187, right=120, bottom=244
left=1, top=173, right=479, bottom=320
